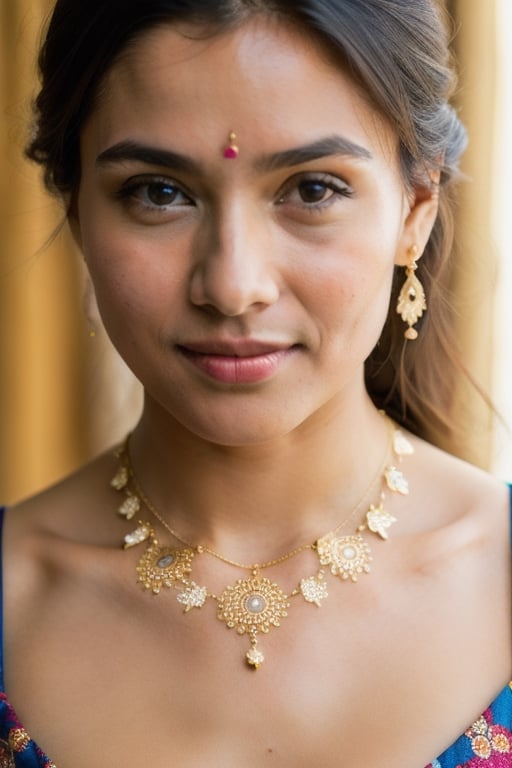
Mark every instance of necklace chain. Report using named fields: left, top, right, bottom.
left=126, top=431, right=390, bottom=571
left=113, top=413, right=414, bottom=669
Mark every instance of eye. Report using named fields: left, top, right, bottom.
left=277, top=172, right=353, bottom=211
left=117, top=175, right=194, bottom=216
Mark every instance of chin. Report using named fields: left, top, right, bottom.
left=180, top=414, right=302, bottom=448
left=153, top=395, right=312, bottom=447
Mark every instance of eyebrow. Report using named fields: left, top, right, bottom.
left=96, top=141, right=202, bottom=174
left=95, top=134, right=372, bottom=173
left=255, top=136, right=372, bottom=171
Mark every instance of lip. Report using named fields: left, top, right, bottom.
left=177, top=339, right=298, bottom=385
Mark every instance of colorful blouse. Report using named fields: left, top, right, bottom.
left=0, top=492, right=511, bottom=767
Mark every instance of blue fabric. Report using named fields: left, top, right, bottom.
left=0, top=486, right=510, bottom=767
left=0, top=507, right=54, bottom=766
left=427, top=483, right=512, bottom=768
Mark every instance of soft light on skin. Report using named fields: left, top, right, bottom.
left=71, top=15, right=438, bottom=448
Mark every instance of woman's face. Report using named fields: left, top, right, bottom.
left=73, top=16, right=437, bottom=445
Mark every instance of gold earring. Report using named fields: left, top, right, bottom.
left=396, top=245, right=427, bottom=340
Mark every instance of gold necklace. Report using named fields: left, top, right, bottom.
left=112, top=418, right=413, bottom=669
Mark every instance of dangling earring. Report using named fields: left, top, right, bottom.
left=396, top=245, right=427, bottom=340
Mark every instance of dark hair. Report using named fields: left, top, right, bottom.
left=26, top=0, right=470, bottom=451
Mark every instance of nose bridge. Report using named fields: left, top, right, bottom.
left=190, top=197, right=279, bottom=316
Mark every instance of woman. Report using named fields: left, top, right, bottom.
left=0, top=1, right=509, bottom=766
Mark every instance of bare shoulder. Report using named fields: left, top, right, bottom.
left=402, top=433, right=510, bottom=559
left=2, top=446, right=124, bottom=637
left=5, top=444, right=122, bottom=544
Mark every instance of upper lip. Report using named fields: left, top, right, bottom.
left=177, top=339, right=296, bottom=357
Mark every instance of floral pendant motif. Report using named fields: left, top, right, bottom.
left=384, top=466, right=409, bottom=495
left=316, top=533, right=372, bottom=582
left=366, top=503, right=397, bottom=540
left=299, top=575, right=328, bottom=606
left=136, top=544, right=194, bottom=594
left=217, top=577, right=290, bottom=668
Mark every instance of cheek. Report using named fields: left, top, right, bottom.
left=299, top=242, right=396, bottom=328
left=295, top=239, right=397, bottom=374
left=81, top=223, right=187, bottom=328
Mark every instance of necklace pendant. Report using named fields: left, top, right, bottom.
left=177, top=582, right=208, bottom=612
left=384, top=466, right=409, bottom=495
left=316, top=533, right=372, bottom=582
left=110, top=465, right=129, bottom=491
left=118, top=494, right=140, bottom=520
left=123, top=522, right=153, bottom=549
left=393, top=430, right=414, bottom=456
left=366, top=503, right=397, bottom=540
left=246, top=643, right=265, bottom=669
left=299, top=575, right=328, bottom=606
left=217, top=577, right=290, bottom=666
left=136, top=544, right=194, bottom=594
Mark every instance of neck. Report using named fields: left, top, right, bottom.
left=127, top=394, right=389, bottom=563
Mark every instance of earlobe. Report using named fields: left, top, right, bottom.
left=395, top=182, right=439, bottom=266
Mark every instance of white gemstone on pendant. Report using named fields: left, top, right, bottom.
left=300, top=576, right=328, bottom=607
left=366, top=504, right=397, bottom=540
left=342, top=546, right=356, bottom=560
left=123, top=524, right=151, bottom=548
left=110, top=465, right=129, bottom=490
left=384, top=466, right=409, bottom=495
left=246, top=646, right=265, bottom=669
left=177, top=583, right=208, bottom=611
left=157, top=554, right=176, bottom=568
left=393, top=430, right=414, bottom=456
left=245, top=594, right=267, bottom=614
left=118, top=495, right=141, bottom=520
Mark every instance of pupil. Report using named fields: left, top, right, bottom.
left=148, top=183, right=176, bottom=205
left=299, top=181, right=327, bottom=203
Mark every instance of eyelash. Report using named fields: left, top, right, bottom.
left=277, top=172, right=354, bottom=211
left=115, top=171, right=353, bottom=220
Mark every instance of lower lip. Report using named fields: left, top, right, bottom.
left=179, top=348, right=295, bottom=385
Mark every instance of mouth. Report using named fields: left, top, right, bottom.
left=176, top=339, right=300, bottom=385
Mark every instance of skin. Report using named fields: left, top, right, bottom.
left=2, top=16, right=510, bottom=768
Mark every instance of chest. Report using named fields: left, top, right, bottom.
left=6, top=544, right=510, bottom=768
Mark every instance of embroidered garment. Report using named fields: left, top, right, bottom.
left=0, top=491, right=511, bottom=767
left=427, top=684, right=512, bottom=768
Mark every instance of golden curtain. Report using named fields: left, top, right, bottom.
left=0, top=1, right=141, bottom=503
left=450, top=0, right=500, bottom=467
left=0, top=1, right=499, bottom=503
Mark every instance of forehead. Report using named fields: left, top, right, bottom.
left=87, top=15, right=397, bottom=166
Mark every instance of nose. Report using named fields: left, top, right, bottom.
left=189, top=205, right=280, bottom=317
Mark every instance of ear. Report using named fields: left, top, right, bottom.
left=395, top=179, right=440, bottom=267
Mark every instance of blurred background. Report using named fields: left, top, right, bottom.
left=1, top=0, right=511, bottom=504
